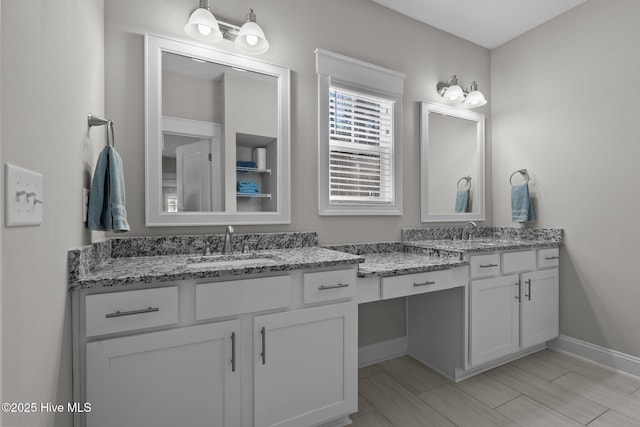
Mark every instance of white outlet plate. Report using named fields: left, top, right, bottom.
left=5, top=163, right=43, bottom=227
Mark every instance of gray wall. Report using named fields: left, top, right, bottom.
left=105, top=0, right=491, bottom=347
left=105, top=0, right=492, bottom=241
left=491, top=0, right=640, bottom=357
left=1, top=0, right=105, bottom=425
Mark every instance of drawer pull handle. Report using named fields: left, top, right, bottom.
left=545, top=256, right=559, bottom=260
left=479, top=264, right=498, bottom=268
left=414, top=280, right=436, bottom=287
left=231, top=332, right=236, bottom=372
left=525, top=279, right=532, bottom=301
left=318, top=283, right=349, bottom=291
left=105, top=306, right=159, bottom=318
left=260, top=327, right=266, bottom=365
left=515, top=283, right=521, bottom=301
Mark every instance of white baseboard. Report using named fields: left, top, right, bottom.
left=358, top=337, right=408, bottom=368
left=549, top=335, right=640, bottom=377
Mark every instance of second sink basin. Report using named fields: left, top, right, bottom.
left=186, top=252, right=280, bottom=269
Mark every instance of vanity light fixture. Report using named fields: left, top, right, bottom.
left=234, top=9, right=270, bottom=55
left=437, top=75, right=487, bottom=108
left=184, top=0, right=223, bottom=42
left=184, top=1, right=270, bottom=55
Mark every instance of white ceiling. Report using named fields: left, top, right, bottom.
left=370, top=0, right=588, bottom=49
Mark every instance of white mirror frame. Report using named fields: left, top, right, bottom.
left=145, top=33, right=291, bottom=226
left=420, top=101, right=485, bottom=222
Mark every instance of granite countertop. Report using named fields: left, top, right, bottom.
left=69, top=228, right=563, bottom=289
left=70, top=240, right=363, bottom=290
left=404, top=238, right=561, bottom=254
left=357, top=251, right=467, bottom=278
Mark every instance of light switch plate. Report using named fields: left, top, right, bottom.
left=5, top=163, right=43, bottom=227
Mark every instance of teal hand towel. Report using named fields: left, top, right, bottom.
left=511, top=183, right=533, bottom=223
left=88, top=146, right=130, bottom=232
left=455, top=189, right=470, bottom=213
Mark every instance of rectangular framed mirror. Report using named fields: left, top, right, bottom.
left=145, top=34, right=291, bottom=226
left=420, top=101, right=485, bottom=222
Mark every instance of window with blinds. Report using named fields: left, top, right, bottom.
left=328, top=86, right=394, bottom=204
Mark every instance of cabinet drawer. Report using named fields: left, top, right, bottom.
left=303, top=269, right=356, bottom=304
left=196, top=275, right=292, bottom=320
left=538, top=248, right=560, bottom=269
left=381, top=269, right=454, bottom=300
left=502, top=250, right=536, bottom=274
left=469, top=253, right=501, bottom=278
left=85, top=286, right=178, bottom=337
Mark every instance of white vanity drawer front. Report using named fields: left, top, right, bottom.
left=538, top=248, right=560, bottom=269
left=381, top=269, right=454, bottom=300
left=469, top=253, right=501, bottom=278
left=85, top=286, right=178, bottom=337
left=303, top=269, right=356, bottom=304
left=502, top=250, right=536, bottom=274
left=196, top=275, right=292, bottom=320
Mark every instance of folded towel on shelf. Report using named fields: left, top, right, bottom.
left=236, top=161, right=257, bottom=169
left=511, top=183, right=534, bottom=223
left=455, top=189, right=470, bottom=213
left=88, top=146, right=130, bottom=232
left=237, top=180, right=260, bottom=194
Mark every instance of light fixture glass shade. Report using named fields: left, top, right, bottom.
left=443, top=85, right=465, bottom=103
left=235, top=21, right=269, bottom=54
left=185, top=8, right=223, bottom=42
left=464, top=90, right=487, bottom=108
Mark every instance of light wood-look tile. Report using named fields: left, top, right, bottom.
left=533, top=349, right=640, bottom=394
left=552, top=372, right=640, bottom=423
left=419, top=383, right=520, bottom=427
left=485, top=364, right=607, bottom=424
left=378, top=356, right=446, bottom=394
left=359, top=372, right=456, bottom=427
left=455, top=372, right=522, bottom=408
left=587, top=409, right=640, bottom=427
left=350, top=393, right=376, bottom=419
left=351, top=412, right=394, bottom=427
left=352, top=350, right=640, bottom=427
left=359, top=363, right=384, bottom=379
left=496, top=395, right=583, bottom=427
left=510, top=353, right=569, bottom=381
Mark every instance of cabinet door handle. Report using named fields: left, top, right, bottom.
left=545, top=256, right=559, bottom=260
left=231, top=332, right=236, bottom=372
left=260, top=327, right=266, bottom=365
left=515, top=283, right=521, bottom=301
left=525, top=279, right=532, bottom=301
left=414, top=280, right=436, bottom=287
left=479, top=264, right=498, bottom=268
left=105, top=306, right=159, bottom=318
left=318, top=283, right=349, bottom=291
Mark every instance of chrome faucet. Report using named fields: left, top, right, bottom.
left=223, top=225, right=235, bottom=254
left=461, top=221, right=477, bottom=240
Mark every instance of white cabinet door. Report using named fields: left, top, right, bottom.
left=521, top=268, right=559, bottom=348
left=254, top=302, right=357, bottom=427
left=86, top=321, right=240, bottom=427
left=469, top=274, right=520, bottom=366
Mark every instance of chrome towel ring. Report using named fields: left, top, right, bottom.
left=509, top=169, right=529, bottom=185
left=457, top=175, right=472, bottom=190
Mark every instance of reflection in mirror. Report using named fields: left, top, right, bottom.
left=145, top=34, right=290, bottom=226
left=420, top=101, right=485, bottom=222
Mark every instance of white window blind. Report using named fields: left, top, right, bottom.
left=329, top=86, right=394, bottom=204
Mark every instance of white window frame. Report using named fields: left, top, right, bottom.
left=316, top=49, right=405, bottom=216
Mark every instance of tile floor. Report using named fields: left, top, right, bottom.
left=351, top=350, right=640, bottom=427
